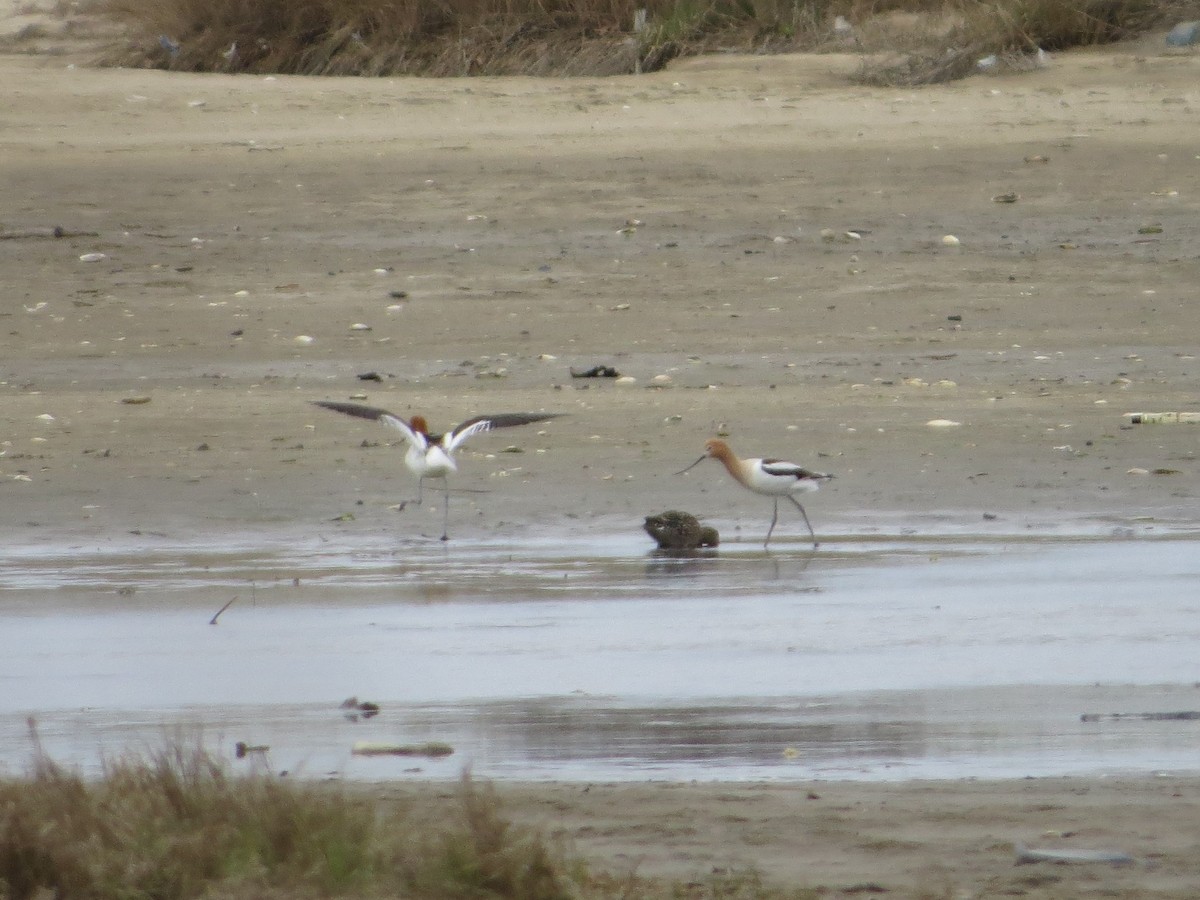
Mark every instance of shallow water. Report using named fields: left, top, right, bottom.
left=3, top=527, right=1199, bottom=782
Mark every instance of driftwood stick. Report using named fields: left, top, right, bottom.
left=0, top=226, right=101, bottom=240
left=209, top=596, right=237, bottom=625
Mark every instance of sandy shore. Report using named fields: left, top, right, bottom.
left=4, top=12, right=1200, bottom=896
left=5, top=35, right=1200, bottom=544
left=378, top=776, right=1200, bottom=897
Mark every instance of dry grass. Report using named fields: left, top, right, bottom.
left=854, top=0, right=1180, bottom=85
left=94, top=0, right=1190, bottom=77
left=0, top=728, right=819, bottom=899
left=0, top=727, right=582, bottom=900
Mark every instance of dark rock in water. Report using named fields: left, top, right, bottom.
left=644, top=510, right=719, bottom=550
left=340, top=696, right=381, bottom=720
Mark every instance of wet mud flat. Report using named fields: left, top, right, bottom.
left=3, top=529, right=1199, bottom=783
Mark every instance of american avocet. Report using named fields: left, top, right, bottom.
left=677, top=438, right=832, bottom=549
left=312, top=400, right=560, bottom=541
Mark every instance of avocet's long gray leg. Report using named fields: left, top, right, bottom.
left=788, top=496, right=817, bottom=549
left=764, top=498, right=780, bottom=549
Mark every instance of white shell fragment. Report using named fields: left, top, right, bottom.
left=926, top=418, right=962, bottom=428
left=941, top=235, right=961, bottom=246
left=79, top=252, right=107, bottom=262
left=294, top=335, right=316, bottom=345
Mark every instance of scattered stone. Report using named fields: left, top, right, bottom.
left=340, top=697, right=381, bottom=720
left=1166, top=21, right=1200, bottom=46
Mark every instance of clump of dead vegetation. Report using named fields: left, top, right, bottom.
left=853, top=0, right=1177, bottom=85
left=0, top=729, right=581, bottom=900
left=93, top=0, right=1195, bottom=78
left=0, top=729, right=816, bottom=899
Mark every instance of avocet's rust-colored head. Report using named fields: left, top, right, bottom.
left=409, top=415, right=430, bottom=435
left=703, top=438, right=733, bottom=460
left=677, top=438, right=733, bottom=475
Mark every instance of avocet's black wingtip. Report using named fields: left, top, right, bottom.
left=463, top=411, right=565, bottom=430
left=311, top=400, right=394, bottom=421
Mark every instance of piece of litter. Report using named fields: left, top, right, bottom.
left=1127, top=411, right=1200, bottom=424
left=1015, top=844, right=1134, bottom=866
